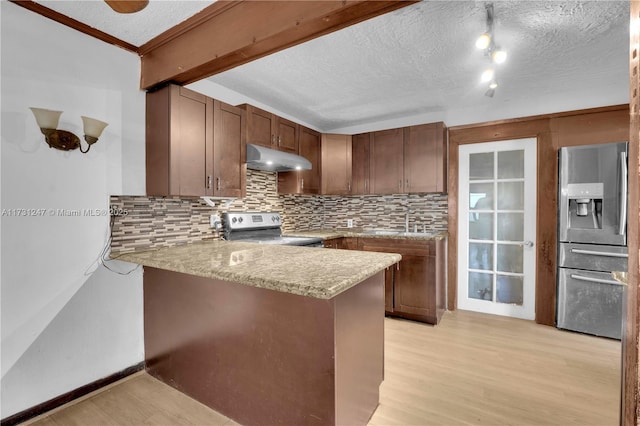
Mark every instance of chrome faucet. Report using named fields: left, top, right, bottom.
left=405, top=207, right=410, bottom=233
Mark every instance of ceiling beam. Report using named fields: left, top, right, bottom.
left=139, top=0, right=418, bottom=90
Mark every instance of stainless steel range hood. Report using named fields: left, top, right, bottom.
left=246, top=144, right=312, bottom=172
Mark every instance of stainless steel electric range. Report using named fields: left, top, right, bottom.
left=222, top=212, right=322, bottom=247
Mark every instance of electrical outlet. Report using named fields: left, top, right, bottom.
left=347, top=219, right=353, bottom=228
left=210, top=214, right=221, bottom=229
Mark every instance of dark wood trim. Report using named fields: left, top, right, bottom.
left=622, top=2, right=639, bottom=424
left=448, top=106, right=629, bottom=327
left=0, top=362, right=145, bottom=426
left=449, top=104, right=629, bottom=132
left=9, top=0, right=139, bottom=54
left=139, top=0, right=418, bottom=90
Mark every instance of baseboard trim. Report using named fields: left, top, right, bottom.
left=1, top=361, right=145, bottom=426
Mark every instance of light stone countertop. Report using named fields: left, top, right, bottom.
left=284, top=228, right=448, bottom=241
left=612, top=271, right=628, bottom=285
left=112, top=240, right=401, bottom=299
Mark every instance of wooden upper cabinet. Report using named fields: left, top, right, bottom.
left=146, top=85, right=213, bottom=197
left=370, top=128, right=404, bottom=194
left=278, top=126, right=321, bottom=194
left=352, top=132, right=371, bottom=195
left=146, top=84, right=245, bottom=197
left=243, top=104, right=298, bottom=154
left=403, top=122, right=448, bottom=193
left=245, top=105, right=274, bottom=148
left=321, top=134, right=352, bottom=195
left=276, top=117, right=299, bottom=154
left=212, top=100, right=246, bottom=198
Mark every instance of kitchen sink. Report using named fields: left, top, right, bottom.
left=361, top=229, right=401, bottom=236
left=360, top=229, right=438, bottom=237
left=399, top=231, right=437, bottom=237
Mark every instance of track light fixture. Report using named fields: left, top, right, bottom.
left=476, top=3, right=507, bottom=96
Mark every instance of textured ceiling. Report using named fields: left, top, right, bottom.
left=203, top=1, right=629, bottom=132
left=30, top=1, right=629, bottom=132
left=34, top=0, right=216, bottom=46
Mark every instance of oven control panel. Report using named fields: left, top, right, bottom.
left=223, top=212, right=281, bottom=231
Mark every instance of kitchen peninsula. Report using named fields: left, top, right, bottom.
left=114, top=240, right=400, bottom=426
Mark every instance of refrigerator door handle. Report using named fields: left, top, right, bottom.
left=619, top=151, right=628, bottom=236
left=570, top=248, right=629, bottom=258
left=570, top=274, right=626, bottom=286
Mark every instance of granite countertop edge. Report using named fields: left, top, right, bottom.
left=112, top=240, right=401, bottom=300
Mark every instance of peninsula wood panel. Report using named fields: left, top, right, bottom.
left=449, top=105, right=629, bottom=327
left=144, top=267, right=384, bottom=426
left=139, top=0, right=418, bottom=89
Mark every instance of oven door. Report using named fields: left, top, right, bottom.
left=557, top=268, right=624, bottom=339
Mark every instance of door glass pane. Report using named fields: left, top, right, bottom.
left=498, top=150, right=524, bottom=179
left=496, top=275, right=523, bottom=305
left=470, top=153, right=494, bottom=180
left=470, top=183, right=493, bottom=210
left=497, top=182, right=524, bottom=210
left=469, top=242, right=493, bottom=270
left=497, top=213, right=524, bottom=241
left=469, top=213, right=493, bottom=240
left=497, top=244, right=523, bottom=273
left=469, top=272, right=493, bottom=301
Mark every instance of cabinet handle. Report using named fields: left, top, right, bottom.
left=406, top=179, right=409, bottom=189
left=278, top=135, right=282, bottom=146
left=207, top=175, right=212, bottom=189
left=365, top=179, right=368, bottom=191
left=398, top=180, right=402, bottom=190
left=271, top=134, right=275, bottom=145
left=216, top=177, right=221, bottom=191
left=301, top=178, right=304, bottom=190
left=396, top=263, right=400, bottom=271
left=348, top=181, right=351, bottom=192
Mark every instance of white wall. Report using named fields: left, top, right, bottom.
left=1, top=2, right=145, bottom=419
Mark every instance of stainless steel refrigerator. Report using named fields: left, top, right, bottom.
left=557, top=141, right=628, bottom=339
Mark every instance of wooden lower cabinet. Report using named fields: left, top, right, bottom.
left=357, top=237, right=446, bottom=324
left=323, top=237, right=344, bottom=249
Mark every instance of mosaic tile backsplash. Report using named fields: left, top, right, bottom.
left=110, top=169, right=447, bottom=254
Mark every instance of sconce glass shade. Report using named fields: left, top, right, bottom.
left=30, top=107, right=62, bottom=129
left=81, top=116, right=109, bottom=139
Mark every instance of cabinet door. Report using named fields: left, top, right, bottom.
left=321, top=134, right=352, bottom=195
left=298, top=126, right=321, bottom=193
left=352, top=133, right=371, bottom=194
left=213, top=100, right=246, bottom=198
left=245, top=105, right=275, bottom=148
left=385, top=266, right=395, bottom=313
left=278, top=126, right=320, bottom=194
left=146, top=85, right=212, bottom=196
left=404, top=123, right=447, bottom=193
left=370, top=128, right=404, bottom=194
left=394, top=254, right=435, bottom=319
left=276, top=117, right=299, bottom=154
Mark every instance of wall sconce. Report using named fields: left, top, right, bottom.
left=29, top=107, right=108, bottom=153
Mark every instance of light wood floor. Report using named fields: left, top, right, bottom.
left=24, top=310, right=621, bottom=426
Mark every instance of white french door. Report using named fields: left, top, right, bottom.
left=457, top=138, right=537, bottom=320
